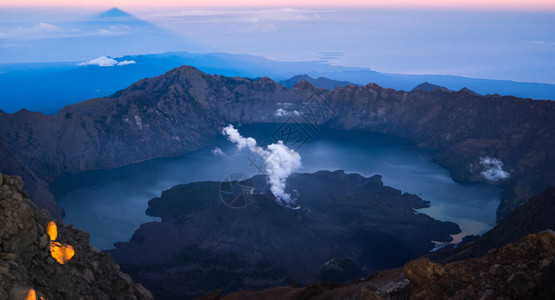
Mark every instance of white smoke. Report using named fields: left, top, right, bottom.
left=211, top=147, right=225, bottom=156
left=274, top=108, right=301, bottom=117
left=479, top=157, right=510, bottom=182
left=222, top=124, right=302, bottom=207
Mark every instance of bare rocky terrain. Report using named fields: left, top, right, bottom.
left=0, top=173, right=153, bottom=300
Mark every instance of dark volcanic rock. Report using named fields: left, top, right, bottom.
left=404, top=230, right=555, bottom=300
left=197, top=230, right=555, bottom=300
left=0, top=172, right=153, bottom=300
left=0, top=65, right=554, bottom=222
left=108, top=170, right=460, bottom=300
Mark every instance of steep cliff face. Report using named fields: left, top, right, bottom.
left=324, top=84, right=555, bottom=220
left=0, top=65, right=553, bottom=221
left=0, top=173, right=153, bottom=300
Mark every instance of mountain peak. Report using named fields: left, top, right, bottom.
left=459, top=87, right=480, bottom=96
left=290, top=74, right=314, bottom=81
left=411, top=82, right=450, bottom=92
left=96, top=8, right=132, bottom=19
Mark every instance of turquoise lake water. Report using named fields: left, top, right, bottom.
left=52, top=124, right=501, bottom=249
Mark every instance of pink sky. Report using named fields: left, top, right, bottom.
left=1, top=0, right=554, bottom=10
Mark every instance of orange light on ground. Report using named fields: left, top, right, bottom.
left=25, top=288, right=47, bottom=300
left=46, top=222, right=57, bottom=241
left=46, top=221, right=75, bottom=264
left=49, top=241, right=75, bottom=264
left=25, top=289, right=36, bottom=300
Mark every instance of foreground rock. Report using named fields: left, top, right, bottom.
left=0, top=65, right=553, bottom=221
left=108, top=170, right=460, bottom=299
left=0, top=173, right=153, bottom=300
left=196, top=230, right=555, bottom=300
left=404, top=230, right=555, bottom=299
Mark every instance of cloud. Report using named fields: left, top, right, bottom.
left=274, top=108, right=301, bottom=117
left=235, top=22, right=277, bottom=33
left=147, top=8, right=310, bottom=19
left=117, top=60, right=136, bottom=66
left=78, top=56, right=136, bottom=67
left=317, top=51, right=344, bottom=60
left=530, top=41, right=555, bottom=46
left=212, top=147, right=225, bottom=156
left=0, top=43, right=19, bottom=49
left=222, top=124, right=302, bottom=207
left=78, top=56, right=118, bottom=67
left=142, top=8, right=322, bottom=25
left=96, top=25, right=133, bottom=36
left=29, top=22, right=59, bottom=32
left=479, top=157, right=510, bottom=182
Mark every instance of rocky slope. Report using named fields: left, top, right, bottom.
left=403, top=230, right=555, bottom=299
left=196, top=230, right=555, bottom=300
left=0, top=65, right=553, bottom=220
left=0, top=172, right=153, bottom=300
left=107, top=170, right=460, bottom=300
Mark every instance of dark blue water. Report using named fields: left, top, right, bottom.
left=52, top=124, right=501, bottom=249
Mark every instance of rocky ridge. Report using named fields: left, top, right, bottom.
left=0, top=173, right=153, bottom=300
left=0, top=65, right=553, bottom=221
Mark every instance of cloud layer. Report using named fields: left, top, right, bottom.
left=274, top=108, right=301, bottom=117
left=78, top=56, right=136, bottom=67
left=222, top=124, right=302, bottom=207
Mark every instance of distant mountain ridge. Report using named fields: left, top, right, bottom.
left=1, top=51, right=555, bottom=114
left=278, top=74, right=357, bottom=89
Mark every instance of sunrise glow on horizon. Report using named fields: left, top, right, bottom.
left=1, top=0, right=555, bottom=11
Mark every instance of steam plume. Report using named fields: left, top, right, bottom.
left=222, top=124, right=301, bottom=207
left=479, top=157, right=510, bottom=182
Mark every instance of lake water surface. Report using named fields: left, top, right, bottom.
left=52, top=124, right=501, bottom=249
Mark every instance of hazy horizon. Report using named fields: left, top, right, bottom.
left=1, top=5, right=554, bottom=83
